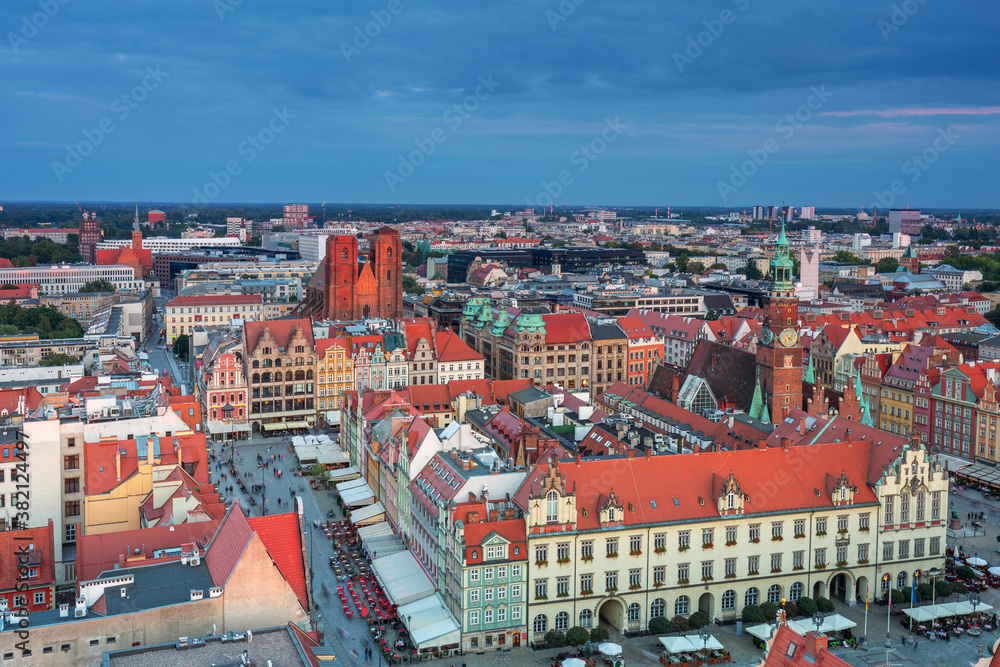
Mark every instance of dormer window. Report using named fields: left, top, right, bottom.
left=608, top=507, right=616, bottom=521
left=727, top=491, right=735, bottom=509
left=546, top=491, right=558, bottom=523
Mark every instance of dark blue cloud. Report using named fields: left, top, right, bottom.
left=0, top=0, right=996, bottom=206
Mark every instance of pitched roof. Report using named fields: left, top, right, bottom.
left=544, top=440, right=879, bottom=531
left=84, top=432, right=209, bottom=496
left=616, top=316, right=657, bottom=341
left=247, top=512, right=309, bottom=611
left=244, top=318, right=314, bottom=353
left=0, top=522, right=55, bottom=591
left=435, top=329, right=484, bottom=362
left=76, top=520, right=222, bottom=582
left=764, top=625, right=851, bottom=667
left=542, top=312, right=591, bottom=344
left=662, top=339, right=757, bottom=410
left=205, top=501, right=255, bottom=587
left=463, top=518, right=527, bottom=552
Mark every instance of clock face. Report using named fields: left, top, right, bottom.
left=779, top=328, right=799, bottom=348
left=761, top=327, right=774, bottom=345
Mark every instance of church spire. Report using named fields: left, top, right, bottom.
left=749, top=368, right=770, bottom=424
left=805, top=352, right=815, bottom=384
left=134, top=203, right=140, bottom=233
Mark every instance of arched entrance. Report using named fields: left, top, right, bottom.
left=363, top=304, right=371, bottom=319
left=856, top=576, right=869, bottom=606
left=598, top=598, right=625, bottom=634
left=698, top=592, right=714, bottom=620
left=813, top=580, right=826, bottom=599
left=252, top=421, right=260, bottom=433
left=830, top=573, right=851, bottom=602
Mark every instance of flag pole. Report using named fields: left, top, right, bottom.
left=886, top=574, right=892, bottom=641
left=864, top=583, right=869, bottom=638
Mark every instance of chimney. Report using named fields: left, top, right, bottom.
left=644, top=449, right=651, bottom=460
left=804, top=630, right=828, bottom=657
left=116, top=447, right=122, bottom=481
left=780, top=437, right=789, bottom=451
left=626, top=449, right=634, bottom=459
left=758, top=440, right=767, bottom=450
left=575, top=455, right=581, bottom=467
left=846, top=429, right=853, bottom=446
left=671, top=374, right=680, bottom=399
left=799, top=418, right=807, bottom=436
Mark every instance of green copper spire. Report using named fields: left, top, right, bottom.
left=769, top=221, right=795, bottom=293
left=805, top=353, right=815, bottom=384
left=749, top=369, right=770, bottom=424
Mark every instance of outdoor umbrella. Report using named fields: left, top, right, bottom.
left=562, top=659, right=588, bottom=667
left=599, top=642, right=623, bottom=656
left=967, top=557, right=988, bottom=567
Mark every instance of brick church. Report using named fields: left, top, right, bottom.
left=298, top=227, right=403, bottom=321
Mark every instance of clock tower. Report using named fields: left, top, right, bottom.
left=755, top=222, right=803, bottom=420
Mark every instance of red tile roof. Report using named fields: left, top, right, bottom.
left=205, top=501, right=254, bottom=587
left=541, top=313, right=591, bottom=344
left=0, top=521, right=55, bottom=592
left=0, top=386, right=43, bottom=415
left=526, top=440, right=880, bottom=530
left=76, top=520, right=222, bottom=582
left=247, top=512, right=309, bottom=611
left=616, top=316, right=655, bottom=341
left=763, top=625, right=851, bottom=667
left=435, top=330, right=484, bottom=362
left=243, top=318, right=314, bottom=354
left=84, top=432, right=209, bottom=495
left=463, top=518, right=527, bottom=553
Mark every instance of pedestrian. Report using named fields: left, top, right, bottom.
left=913, top=635, right=918, bottom=651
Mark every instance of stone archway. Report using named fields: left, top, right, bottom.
left=699, top=592, right=714, bottom=620
left=252, top=421, right=261, bottom=433
left=813, top=580, right=826, bottom=599
left=598, top=598, right=625, bottom=634
left=829, top=571, right=854, bottom=604
left=855, top=576, right=869, bottom=606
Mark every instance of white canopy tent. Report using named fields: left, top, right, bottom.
left=339, top=483, right=376, bottom=507
left=326, top=466, right=360, bottom=483
left=336, top=477, right=367, bottom=492
left=747, top=615, right=855, bottom=641
left=357, top=521, right=393, bottom=543
left=659, top=635, right=724, bottom=653
left=397, top=594, right=462, bottom=651
left=903, top=601, right=994, bottom=622
left=371, top=551, right=435, bottom=606
left=349, top=501, right=386, bottom=525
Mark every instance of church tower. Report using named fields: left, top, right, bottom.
left=325, top=235, right=359, bottom=321
left=755, top=223, right=803, bottom=419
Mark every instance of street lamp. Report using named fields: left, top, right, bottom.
left=812, top=611, right=825, bottom=633
left=261, top=467, right=267, bottom=516
left=698, top=625, right=710, bottom=652
left=970, top=591, right=982, bottom=615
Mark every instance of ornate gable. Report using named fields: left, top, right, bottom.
left=528, top=463, right=576, bottom=531
left=598, top=489, right=625, bottom=527
left=714, top=470, right=747, bottom=515
left=826, top=470, right=858, bottom=506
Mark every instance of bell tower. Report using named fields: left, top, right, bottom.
left=756, top=222, right=803, bottom=419
left=326, top=235, right=359, bottom=320
left=369, top=227, right=402, bottom=319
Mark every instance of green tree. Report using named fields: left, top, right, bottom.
left=741, top=604, right=765, bottom=623
left=544, top=630, right=567, bottom=647
left=648, top=616, right=672, bottom=635
left=79, top=279, right=115, bottom=293
left=687, top=261, right=706, bottom=274
left=401, top=275, right=425, bottom=295
left=172, top=333, right=190, bottom=361
left=795, top=597, right=817, bottom=617
left=671, top=615, right=690, bottom=633
left=674, top=253, right=690, bottom=273
left=40, top=352, right=78, bottom=366
left=831, top=250, right=866, bottom=265
left=688, top=611, right=710, bottom=629
left=743, top=259, right=763, bottom=280
left=705, top=310, right=719, bottom=321
left=589, top=627, right=609, bottom=643
left=565, top=626, right=589, bottom=646
left=935, top=580, right=953, bottom=599
left=986, top=305, right=1000, bottom=330
left=875, top=257, right=899, bottom=274
left=781, top=601, right=798, bottom=618
left=759, top=602, right=778, bottom=622
left=815, top=597, right=835, bottom=613
left=956, top=565, right=976, bottom=581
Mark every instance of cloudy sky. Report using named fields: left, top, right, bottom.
left=1, top=0, right=997, bottom=208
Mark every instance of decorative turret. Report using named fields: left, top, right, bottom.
left=769, top=222, right=795, bottom=293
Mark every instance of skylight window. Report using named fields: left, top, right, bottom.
left=650, top=500, right=656, bottom=508
left=672, top=498, right=679, bottom=506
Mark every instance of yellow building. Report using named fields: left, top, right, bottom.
left=316, top=337, right=355, bottom=420
left=976, top=375, right=1000, bottom=464
left=515, top=425, right=947, bottom=642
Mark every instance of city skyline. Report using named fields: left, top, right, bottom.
left=2, top=1, right=997, bottom=207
